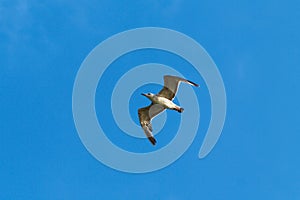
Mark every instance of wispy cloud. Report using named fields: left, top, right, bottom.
left=0, top=0, right=31, bottom=41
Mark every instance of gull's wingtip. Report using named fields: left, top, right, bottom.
left=148, top=136, right=157, bottom=145
left=164, top=75, right=199, bottom=87
left=187, top=80, right=199, bottom=87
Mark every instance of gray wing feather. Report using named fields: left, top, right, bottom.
left=138, top=104, right=165, bottom=145
left=157, top=75, right=199, bottom=100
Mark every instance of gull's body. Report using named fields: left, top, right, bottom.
left=144, top=95, right=180, bottom=111
left=138, top=75, right=199, bottom=145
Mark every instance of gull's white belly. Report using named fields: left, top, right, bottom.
left=153, top=96, right=177, bottom=109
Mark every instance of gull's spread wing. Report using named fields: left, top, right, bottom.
left=157, top=75, right=199, bottom=100
left=138, top=104, right=165, bottom=145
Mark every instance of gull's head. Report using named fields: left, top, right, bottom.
left=141, top=92, right=155, bottom=99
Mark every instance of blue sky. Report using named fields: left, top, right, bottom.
left=1, top=0, right=300, bottom=199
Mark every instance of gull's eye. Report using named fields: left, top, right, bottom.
left=148, top=93, right=150, bottom=95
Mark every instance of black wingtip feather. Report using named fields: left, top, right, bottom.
left=148, top=137, right=157, bottom=145
left=187, top=80, right=199, bottom=87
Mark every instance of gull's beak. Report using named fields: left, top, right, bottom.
left=141, top=93, right=147, bottom=97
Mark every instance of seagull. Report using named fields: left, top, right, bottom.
left=138, top=75, right=199, bottom=145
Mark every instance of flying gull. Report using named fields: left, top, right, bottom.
left=138, top=75, right=199, bottom=145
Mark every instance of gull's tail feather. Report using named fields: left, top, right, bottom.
left=174, top=106, right=184, bottom=113
left=179, top=107, right=184, bottom=113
